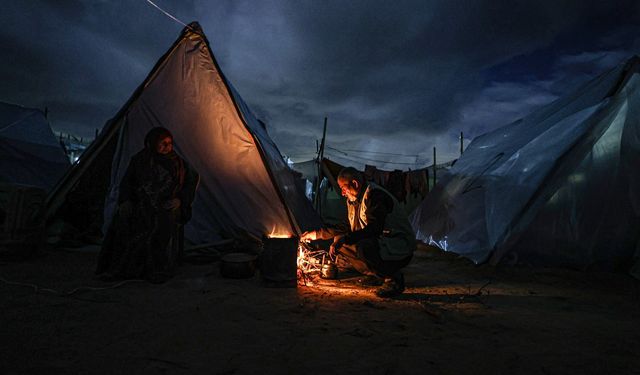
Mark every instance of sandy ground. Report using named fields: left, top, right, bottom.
left=1, top=244, right=639, bottom=375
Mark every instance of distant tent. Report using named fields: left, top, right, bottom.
left=0, top=102, right=69, bottom=191
left=411, top=56, right=640, bottom=273
left=290, top=159, right=318, bottom=186
left=292, top=158, right=348, bottom=225
left=46, top=22, right=321, bottom=244
left=292, top=157, right=432, bottom=226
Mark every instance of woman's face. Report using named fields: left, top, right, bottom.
left=156, top=136, right=173, bottom=155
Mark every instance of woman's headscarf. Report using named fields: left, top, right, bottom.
left=143, top=127, right=185, bottom=188
left=144, top=127, right=173, bottom=152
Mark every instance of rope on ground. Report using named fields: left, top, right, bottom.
left=0, top=276, right=145, bottom=296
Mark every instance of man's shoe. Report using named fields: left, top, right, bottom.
left=375, top=272, right=405, bottom=298
left=357, top=275, right=384, bottom=286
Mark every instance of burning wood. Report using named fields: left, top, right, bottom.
left=263, top=226, right=334, bottom=286
left=297, top=242, right=332, bottom=286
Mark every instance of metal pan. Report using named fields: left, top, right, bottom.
left=220, top=252, right=258, bottom=279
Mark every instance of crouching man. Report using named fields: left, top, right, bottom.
left=301, top=167, right=416, bottom=297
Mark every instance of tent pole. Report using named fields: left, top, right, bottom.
left=433, top=146, right=437, bottom=186
left=319, top=117, right=327, bottom=160
left=460, top=131, right=464, bottom=155
left=314, top=117, right=328, bottom=211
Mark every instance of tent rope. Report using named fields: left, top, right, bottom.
left=0, top=276, right=145, bottom=296
left=145, top=0, right=193, bottom=30
left=0, top=111, right=37, bottom=133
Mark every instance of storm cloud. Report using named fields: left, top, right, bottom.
left=1, top=0, right=639, bottom=168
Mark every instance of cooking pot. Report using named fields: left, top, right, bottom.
left=220, top=252, right=258, bottom=279
left=320, top=262, right=338, bottom=279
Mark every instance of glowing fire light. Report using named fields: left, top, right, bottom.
left=266, top=226, right=292, bottom=238
left=296, top=242, right=331, bottom=286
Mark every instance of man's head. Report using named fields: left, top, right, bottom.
left=337, top=167, right=365, bottom=202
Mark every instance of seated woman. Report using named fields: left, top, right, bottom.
left=96, top=127, right=199, bottom=283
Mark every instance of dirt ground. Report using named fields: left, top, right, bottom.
left=1, top=244, right=639, bottom=375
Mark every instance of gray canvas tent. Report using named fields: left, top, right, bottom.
left=411, top=56, right=640, bottom=273
left=46, top=22, right=321, bottom=244
left=0, top=102, right=69, bottom=191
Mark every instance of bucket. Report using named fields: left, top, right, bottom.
left=261, top=236, right=298, bottom=288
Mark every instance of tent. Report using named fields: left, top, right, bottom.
left=291, top=158, right=347, bottom=225
left=411, top=56, right=640, bottom=273
left=0, top=102, right=69, bottom=191
left=46, top=22, right=321, bottom=244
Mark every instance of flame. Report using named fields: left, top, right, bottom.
left=297, top=243, right=313, bottom=285
left=267, top=233, right=293, bottom=238
left=296, top=244, right=308, bottom=269
left=266, top=225, right=292, bottom=238
left=297, top=242, right=330, bottom=286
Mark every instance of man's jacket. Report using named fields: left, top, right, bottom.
left=346, top=182, right=416, bottom=260
left=317, top=182, right=416, bottom=260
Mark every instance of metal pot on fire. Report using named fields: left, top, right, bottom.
left=320, top=261, right=338, bottom=279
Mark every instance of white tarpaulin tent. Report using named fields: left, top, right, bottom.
left=0, top=102, right=69, bottom=191
left=46, top=22, right=321, bottom=244
left=411, top=56, right=640, bottom=273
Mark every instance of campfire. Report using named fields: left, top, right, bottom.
left=264, top=226, right=332, bottom=286
left=296, top=242, right=335, bottom=286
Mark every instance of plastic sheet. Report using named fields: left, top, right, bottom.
left=0, top=102, right=69, bottom=191
left=411, top=57, right=640, bottom=273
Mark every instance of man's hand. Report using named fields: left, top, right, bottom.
left=163, top=198, right=181, bottom=210
left=329, top=235, right=346, bottom=258
left=300, top=231, right=317, bottom=243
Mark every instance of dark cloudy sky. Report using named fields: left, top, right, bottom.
left=2, top=1, right=640, bottom=168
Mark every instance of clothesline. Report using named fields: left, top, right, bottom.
left=324, top=149, right=430, bottom=167
left=325, top=146, right=421, bottom=158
